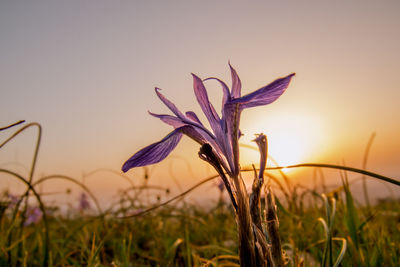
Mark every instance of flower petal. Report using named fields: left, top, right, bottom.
left=231, top=73, right=295, bottom=108
left=185, top=111, right=204, bottom=126
left=203, top=77, right=231, bottom=108
left=155, top=88, right=186, bottom=119
left=122, top=129, right=183, bottom=172
left=179, top=125, right=208, bottom=145
left=180, top=125, right=232, bottom=174
left=192, top=74, right=235, bottom=171
left=148, top=112, right=186, bottom=128
left=222, top=102, right=241, bottom=174
left=150, top=111, right=222, bottom=158
left=192, top=74, right=221, bottom=132
left=229, top=63, right=242, bottom=98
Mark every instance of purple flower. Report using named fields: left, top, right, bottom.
left=215, top=179, right=225, bottom=192
left=122, top=65, right=295, bottom=176
left=78, top=192, right=91, bottom=211
left=24, top=206, right=42, bottom=226
left=7, top=193, right=19, bottom=209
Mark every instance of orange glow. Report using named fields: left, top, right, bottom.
left=240, top=112, right=326, bottom=173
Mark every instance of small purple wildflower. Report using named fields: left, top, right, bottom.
left=215, top=179, right=225, bottom=192
left=24, top=206, right=42, bottom=226
left=78, top=192, right=91, bottom=211
left=122, top=65, right=295, bottom=176
left=7, top=193, right=19, bottom=209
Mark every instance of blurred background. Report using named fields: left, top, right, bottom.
left=1, top=1, right=399, bottom=208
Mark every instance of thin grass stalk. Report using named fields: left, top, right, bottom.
left=341, top=169, right=369, bottom=266
left=0, top=122, right=43, bottom=264
left=0, top=122, right=42, bottom=183
left=313, top=168, right=327, bottom=202
left=0, top=169, right=49, bottom=267
left=264, top=173, right=291, bottom=205
left=83, top=168, right=136, bottom=189
left=341, top=172, right=360, bottom=250
left=241, top=163, right=399, bottom=189
left=312, top=168, right=318, bottom=194
left=87, top=234, right=107, bottom=267
left=329, top=198, right=336, bottom=267
left=33, top=175, right=103, bottom=215
left=119, top=174, right=218, bottom=218
left=262, top=164, right=400, bottom=186
left=265, top=155, right=293, bottom=203
left=347, top=176, right=395, bottom=200
left=318, top=217, right=329, bottom=266
left=0, top=120, right=25, bottom=132
left=184, top=214, right=192, bottom=267
left=332, top=237, right=347, bottom=267
left=320, top=194, right=337, bottom=267
left=323, top=195, right=333, bottom=267
left=318, top=168, right=327, bottom=193
left=21, top=123, right=42, bottom=262
left=318, top=218, right=347, bottom=267
left=62, top=213, right=106, bottom=246
left=362, top=132, right=375, bottom=208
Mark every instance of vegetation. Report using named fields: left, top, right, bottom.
left=1, top=122, right=399, bottom=266
left=1, top=176, right=399, bottom=266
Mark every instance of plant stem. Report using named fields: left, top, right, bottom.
left=264, top=163, right=400, bottom=187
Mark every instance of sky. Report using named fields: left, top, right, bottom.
left=1, top=1, right=399, bottom=207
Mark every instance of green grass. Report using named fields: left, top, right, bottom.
left=1, top=121, right=399, bottom=266
left=0, top=176, right=399, bottom=266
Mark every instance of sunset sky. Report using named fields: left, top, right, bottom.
left=1, top=1, right=399, bottom=206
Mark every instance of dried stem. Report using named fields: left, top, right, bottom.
left=265, top=185, right=284, bottom=267
left=198, top=144, right=238, bottom=212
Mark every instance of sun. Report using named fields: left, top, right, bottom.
left=240, top=112, right=325, bottom=172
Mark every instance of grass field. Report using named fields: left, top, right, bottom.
left=1, top=120, right=399, bottom=266
left=1, top=164, right=399, bottom=266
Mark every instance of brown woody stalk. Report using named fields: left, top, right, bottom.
left=199, top=133, right=284, bottom=267
left=265, top=185, right=284, bottom=267
left=251, top=134, right=273, bottom=266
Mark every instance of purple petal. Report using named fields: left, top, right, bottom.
left=178, top=125, right=218, bottom=153
left=179, top=125, right=208, bottom=145
left=192, top=74, right=221, bottom=131
left=122, top=129, right=183, bottom=172
left=203, top=77, right=231, bottom=108
left=149, top=112, right=186, bottom=128
left=192, top=74, right=235, bottom=170
left=150, top=111, right=221, bottom=156
left=180, top=125, right=232, bottom=174
left=180, top=124, right=226, bottom=163
left=222, top=102, right=241, bottom=174
left=229, top=63, right=242, bottom=98
left=150, top=111, right=214, bottom=143
left=155, top=88, right=186, bottom=119
left=146, top=114, right=209, bottom=151
left=231, top=73, right=295, bottom=108
left=185, top=111, right=204, bottom=126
